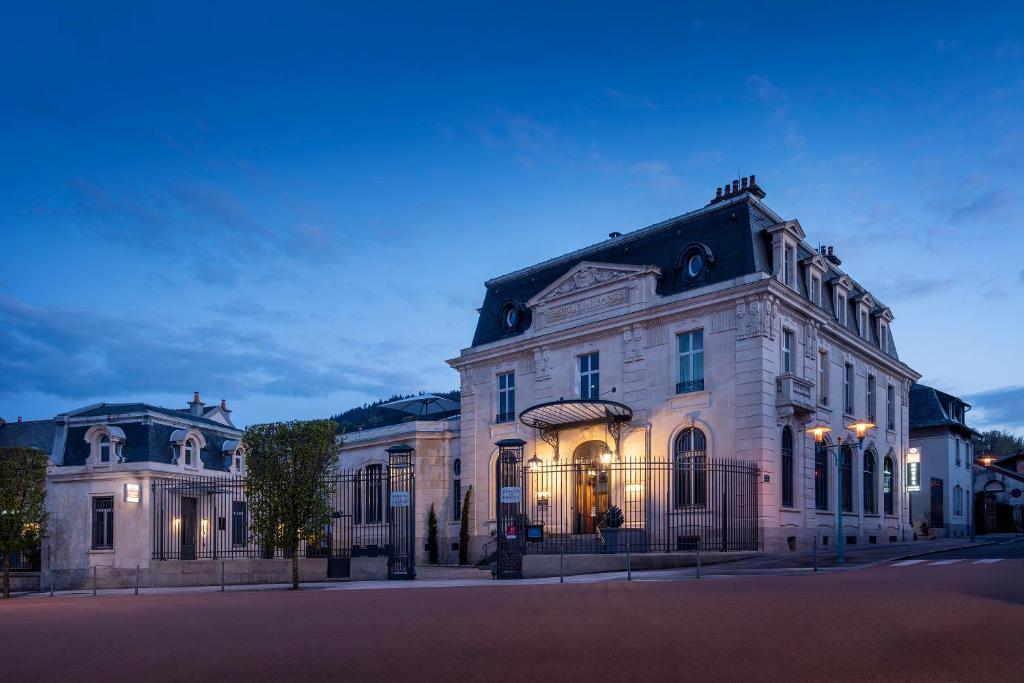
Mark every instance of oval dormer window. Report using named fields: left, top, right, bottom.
left=686, top=253, right=704, bottom=278
left=499, top=300, right=527, bottom=333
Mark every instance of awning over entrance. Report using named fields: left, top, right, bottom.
left=519, top=399, right=633, bottom=432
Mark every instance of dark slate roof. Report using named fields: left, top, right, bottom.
left=473, top=195, right=777, bottom=347
left=909, top=383, right=977, bottom=436
left=0, top=420, right=57, bottom=454
left=68, top=403, right=233, bottom=429
left=62, top=421, right=237, bottom=472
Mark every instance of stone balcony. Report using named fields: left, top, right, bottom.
left=776, top=373, right=815, bottom=418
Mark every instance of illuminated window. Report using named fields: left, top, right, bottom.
left=674, top=427, right=707, bottom=508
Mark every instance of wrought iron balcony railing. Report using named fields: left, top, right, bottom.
left=676, top=379, right=705, bottom=394
left=495, top=412, right=515, bottom=424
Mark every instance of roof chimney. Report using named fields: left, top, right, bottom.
left=189, top=391, right=205, bottom=417
left=220, top=399, right=230, bottom=412
left=710, top=174, right=765, bottom=204
left=18, top=416, right=23, bottom=423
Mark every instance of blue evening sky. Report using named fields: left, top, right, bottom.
left=2, top=3, right=1023, bottom=431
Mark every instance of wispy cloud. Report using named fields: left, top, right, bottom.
left=746, top=75, right=804, bottom=150
left=967, top=385, right=1024, bottom=432
left=870, top=274, right=957, bottom=302
left=603, top=88, right=658, bottom=110
left=946, top=187, right=1015, bottom=224
left=996, top=40, right=1022, bottom=59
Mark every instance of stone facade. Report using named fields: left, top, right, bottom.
left=446, top=181, right=919, bottom=557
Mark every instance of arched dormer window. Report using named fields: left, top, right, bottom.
left=184, top=439, right=197, bottom=467
left=674, top=243, right=714, bottom=289
left=169, top=429, right=207, bottom=469
left=84, top=425, right=126, bottom=467
left=221, top=439, right=243, bottom=474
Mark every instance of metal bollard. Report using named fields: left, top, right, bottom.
left=92, top=566, right=97, bottom=596
left=696, top=540, right=701, bottom=579
left=626, top=540, right=631, bottom=581
left=559, top=546, right=564, bottom=583
left=813, top=536, right=818, bottom=572
left=221, top=561, right=225, bottom=592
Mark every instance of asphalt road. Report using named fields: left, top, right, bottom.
left=919, top=537, right=1024, bottom=560
left=3, top=557, right=1021, bottom=682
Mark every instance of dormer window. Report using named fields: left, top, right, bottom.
left=676, top=242, right=713, bottom=288
left=184, top=439, right=196, bottom=467
left=99, top=435, right=111, bottom=463
left=84, top=425, right=126, bottom=467
left=810, top=275, right=821, bottom=305
left=860, top=309, right=869, bottom=339
left=784, top=245, right=795, bottom=287
left=836, top=293, right=847, bottom=325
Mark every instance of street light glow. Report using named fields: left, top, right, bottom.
left=846, top=421, right=876, bottom=440
left=805, top=424, right=833, bottom=442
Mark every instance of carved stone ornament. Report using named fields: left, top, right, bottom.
left=534, top=349, right=552, bottom=379
left=805, top=321, right=819, bottom=359
left=623, top=325, right=644, bottom=363
left=551, top=266, right=634, bottom=297
left=737, top=295, right=780, bottom=340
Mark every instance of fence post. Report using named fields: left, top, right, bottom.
left=92, top=566, right=97, bottom=596
left=626, top=539, right=631, bottom=582
left=49, top=569, right=54, bottom=597
left=221, top=561, right=225, bottom=592
left=696, top=539, right=701, bottom=579
left=559, top=546, right=564, bottom=584
left=135, top=565, right=140, bottom=595
left=48, top=545, right=54, bottom=597
left=813, top=535, right=818, bottom=572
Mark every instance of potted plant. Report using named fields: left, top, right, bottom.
left=600, top=505, right=625, bottom=553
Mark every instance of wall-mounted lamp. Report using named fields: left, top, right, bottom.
left=805, top=424, right=833, bottom=442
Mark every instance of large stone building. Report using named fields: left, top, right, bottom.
left=344, top=177, right=921, bottom=560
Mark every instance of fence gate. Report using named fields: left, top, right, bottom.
left=495, top=439, right=526, bottom=579
left=387, top=445, right=416, bottom=580
left=327, top=474, right=355, bottom=579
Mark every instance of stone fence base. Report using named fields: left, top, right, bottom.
left=522, top=551, right=757, bottom=579
left=46, top=558, right=329, bottom=591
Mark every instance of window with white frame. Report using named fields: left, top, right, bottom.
left=784, top=245, right=795, bottom=287
left=184, top=439, right=197, bottom=468
left=879, top=321, right=888, bottom=352
left=953, top=484, right=963, bottom=516
left=579, top=352, right=600, bottom=399
left=677, top=330, right=704, bottom=393
left=837, top=292, right=847, bottom=326
left=782, top=329, right=794, bottom=374
left=844, top=363, right=854, bottom=415
left=810, top=275, right=821, bottom=305
left=860, top=309, right=869, bottom=339
left=955, top=439, right=962, bottom=467
left=92, top=496, right=114, bottom=550
left=497, top=371, right=515, bottom=422
left=818, top=350, right=829, bottom=406
left=867, top=374, right=877, bottom=423
left=99, top=435, right=111, bottom=464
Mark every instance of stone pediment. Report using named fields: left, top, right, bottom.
left=527, top=261, right=660, bottom=306
left=527, top=261, right=661, bottom=330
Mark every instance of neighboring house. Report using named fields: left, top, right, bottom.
left=345, top=176, right=921, bottom=560
left=975, top=451, right=1024, bottom=534
left=908, top=383, right=979, bottom=537
left=4, top=393, right=242, bottom=586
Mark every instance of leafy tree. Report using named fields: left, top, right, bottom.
left=243, top=420, right=340, bottom=590
left=458, top=486, right=472, bottom=566
left=973, top=429, right=1024, bottom=459
left=426, top=503, right=438, bottom=565
left=0, top=447, right=49, bottom=599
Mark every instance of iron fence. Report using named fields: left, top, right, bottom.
left=520, top=456, right=760, bottom=554
left=4, top=549, right=40, bottom=571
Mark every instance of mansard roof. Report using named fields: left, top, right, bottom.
left=0, top=419, right=57, bottom=454
left=66, top=402, right=235, bottom=430
left=472, top=193, right=778, bottom=347
left=909, top=383, right=978, bottom=437
left=61, top=420, right=239, bottom=470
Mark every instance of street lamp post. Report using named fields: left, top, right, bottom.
left=806, top=421, right=876, bottom=565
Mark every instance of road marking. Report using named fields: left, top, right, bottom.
left=973, top=559, right=1003, bottom=564
left=930, top=559, right=965, bottom=565
left=892, top=560, right=927, bottom=566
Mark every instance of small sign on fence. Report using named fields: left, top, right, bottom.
left=389, top=491, right=410, bottom=507
left=500, top=486, right=522, bottom=504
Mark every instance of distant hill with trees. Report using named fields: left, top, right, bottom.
left=329, top=390, right=460, bottom=434
left=972, top=429, right=1024, bottom=458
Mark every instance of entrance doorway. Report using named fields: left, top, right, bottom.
left=181, top=496, right=198, bottom=560
left=573, top=441, right=610, bottom=534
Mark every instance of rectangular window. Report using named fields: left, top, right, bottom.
left=841, top=448, right=853, bottom=512
left=860, top=310, right=868, bottom=338
left=497, top=371, right=515, bottom=423
left=867, top=374, right=877, bottom=423
left=782, top=329, right=794, bottom=374
left=366, top=464, right=383, bottom=524
left=887, top=384, right=896, bottom=430
left=955, top=440, right=962, bottom=467
left=452, top=478, right=462, bottom=521
left=676, top=331, right=704, bottom=393
left=818, top=350, right=829, bottom=406
left=844, top=363, right=854, bottom=415
left=784, top=245, right=794, bottom=286
left=231, top=501, right=248, bottom=547
left=879, top=322, right=888, bottom=352
left=781, top=429, right=794, bottom=508
left=837, top=293, right=847, bottom=325
left=814, top=445, right=829, bottom=510
left=810, top=275, right=821, bottom=305
left=579, top=352, right=600, bottom=400
left=92, top=496, right=114, bottom=549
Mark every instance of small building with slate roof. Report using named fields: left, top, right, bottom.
left=4, top=392, right=243, bottom=585
left=443, top=176, right=921, bottom=557
left=908, top=383, right=979, bottom=537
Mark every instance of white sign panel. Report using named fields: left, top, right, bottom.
left=389, top=491, right=410, bottom=507
left=500, top=486, right=522, bottom=504
left=124, top=483, right=141, bottom=503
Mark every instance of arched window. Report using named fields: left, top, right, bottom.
left=814, top=439, right=829, bottom=510
left=863, top=450, right=877, bottom=514
left=840, top=446, right=853, bottom=512
left=883, top=455, right=895, bottom=515
left=99, top=435, right=111, bottom=463
left=452, top=458, right=463, bottom=522
left=674, top=427, right=707, bottom=508
left=781, top=427, right=794, bottom=507
left=184, top=439, right=196, bottom=467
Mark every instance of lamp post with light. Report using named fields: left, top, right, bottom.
left=805, top=420, right=876, bottom=565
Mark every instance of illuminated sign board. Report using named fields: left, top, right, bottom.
left=124, top=483, right=141, bottom=503
left=906, top=449, right=921, bottom=492
left=500, top=486, right=522, bottom=504
left=389, top=491, right=410, bottom=507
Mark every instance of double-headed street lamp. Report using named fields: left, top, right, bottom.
left=805, top=420, right=876, bottom=565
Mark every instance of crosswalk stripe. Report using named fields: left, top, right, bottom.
left=973, top=559, right=1003, bottom=564
left=930, top=559, right=964, bottom=565
left=892, top=559, right=927, bottom=566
